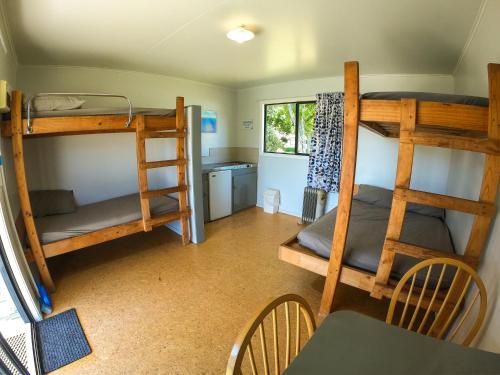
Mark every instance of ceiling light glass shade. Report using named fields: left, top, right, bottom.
left=226, top=27, right=255, bottom=43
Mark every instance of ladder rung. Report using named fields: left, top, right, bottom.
left=142, top=130, right=186, bottom=139
left=143, top=159, right=186, bottom=169
left=141, top=185, right=187, bottom=199
left=394, top=188, right=496, bottom=217
left=146, top=209, right=191, bottom=227
left=371, top=281, right=448, bottom=311
left=401, top=131, right=500, bottom=155
left=384, top=239, right=478, bottom=266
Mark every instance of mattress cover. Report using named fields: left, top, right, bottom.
left=24, top=107, right=176, bottom=119
left=35, top=193, right=178, bottom=244
left=297, top=197, right=455, bottom=286
left=361, top=92, right=489, bottom=107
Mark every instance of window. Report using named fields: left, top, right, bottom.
left=264, top=101, right=316, bottom=155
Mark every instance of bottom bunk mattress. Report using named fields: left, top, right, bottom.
left=35, top=193, right=179, bottom=244
left=297, top=185, right=455, bottom=282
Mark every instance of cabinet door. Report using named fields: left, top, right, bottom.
left=232, top=173, right=257, bottom=213
left=209, top=170, right=232, bottom=220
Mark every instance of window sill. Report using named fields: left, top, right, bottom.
left=260, top=152, right=309, bottom=160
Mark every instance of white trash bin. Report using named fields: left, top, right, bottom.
left=264, top=189, right=280, bottom=214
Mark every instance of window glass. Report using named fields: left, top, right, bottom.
left=264, top=103, right=296, bottom=154
left=264, top=101, right=315, bottom=155
left=297, top=103, right=315, bottom=154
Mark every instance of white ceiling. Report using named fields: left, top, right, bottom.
left=5, top=0, right=483, bottom=88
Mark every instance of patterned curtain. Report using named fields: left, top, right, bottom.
left=307, top=92, right=344, bottom=193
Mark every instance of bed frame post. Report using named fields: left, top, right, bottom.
left=135, top=114, right=153, bottom=231
left=10, top=91, right=55, bottom=292
left=318, top=62, right=360, bottom=320
left=465, top=63, right=500, bottom=258
left=176, top=97, right=190, bottom=245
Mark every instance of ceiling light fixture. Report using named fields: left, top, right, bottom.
left=227, top=26, right=255, bottom=44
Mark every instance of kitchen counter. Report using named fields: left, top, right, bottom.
left=202, top=162, right=258, bottom=222
left=202, top=162, right=258, bottom=173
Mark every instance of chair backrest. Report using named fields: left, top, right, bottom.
left=226, top=294, right=316, bottom=375
left=386, top=257, right=487, bottom=346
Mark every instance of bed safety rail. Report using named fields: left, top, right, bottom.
left=26, top=92, right=133, bottom=134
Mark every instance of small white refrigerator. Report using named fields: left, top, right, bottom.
left=209, top=170, right=232, bottom=220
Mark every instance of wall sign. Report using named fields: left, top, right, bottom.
left=201, top=110, right=217, bottom=133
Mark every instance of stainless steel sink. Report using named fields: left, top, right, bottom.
left=211, top=163, right=254, bottom=171
left=203, top=162, right=257, bottom=172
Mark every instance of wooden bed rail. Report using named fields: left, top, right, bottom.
left=42, top=209, right=191, bottom=258
left=1, top=114, right=178, bottom=137
left=360, top=100, right=489, bottom=135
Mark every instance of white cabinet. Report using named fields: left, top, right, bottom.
left=208, top=170, right=232, bottom=220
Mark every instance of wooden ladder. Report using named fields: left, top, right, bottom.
left=135, top=97, right=190, bottom=245
left=372, top=63, right=500, bottom=298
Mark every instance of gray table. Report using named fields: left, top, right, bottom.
left=284, top=310, right=500, bottom=375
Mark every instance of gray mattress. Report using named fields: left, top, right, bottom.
left=35, top=193, right=178, bottom=244
left=24, top=107, right=176, bottom=119
left=361, top=92, right=489, bottom=107
left=297, top=191, right=455, bottom=285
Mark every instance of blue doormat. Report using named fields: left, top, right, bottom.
left=36, top=309, right=91, bottom=373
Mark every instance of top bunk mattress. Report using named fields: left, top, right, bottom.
left=297, top=185, right=455, bottom=284
left=35, top=193, right=178, bottom=244
left=361, top=92, right=489, bottom=107
left=25, top=107, right=176, bottom=119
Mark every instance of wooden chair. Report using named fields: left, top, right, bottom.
left=226, top=294, right=316, bottom=375
left=386, top=258, right=487, bottom=346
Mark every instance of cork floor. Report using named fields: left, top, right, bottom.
left=47, top=208, right=389, bottom=374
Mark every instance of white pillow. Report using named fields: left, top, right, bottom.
left=25, top=95, right=86, bottom=111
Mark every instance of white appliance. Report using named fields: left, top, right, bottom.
left=209, top=170, right=232, bottom=220
left=263, top=189, right=280, bottom=214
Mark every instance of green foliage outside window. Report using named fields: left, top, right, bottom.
left=264, top=101, right=316, bottom=155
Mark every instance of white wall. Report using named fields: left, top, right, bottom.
left=447, top=0, right=500, bottom=353
left=17, top=65, right=236, bottom=205
left=237, top=74, right=455, bottom=216
left=0, top=2, right=20, bottom=213
left=0, top=31, right=15, bottom=84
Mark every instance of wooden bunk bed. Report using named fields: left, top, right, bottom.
left=279, top=61, right=500, bottom=320
left=2, top=91, right=191, bottom=292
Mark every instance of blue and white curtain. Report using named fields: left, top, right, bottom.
left=307, top=92, right=344, bottom=193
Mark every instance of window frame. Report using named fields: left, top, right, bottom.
left=263, top=100, right=316, bottom=156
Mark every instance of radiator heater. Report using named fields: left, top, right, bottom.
left=300, top=187, right=326, bottom=224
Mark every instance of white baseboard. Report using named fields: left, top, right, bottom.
left=256, top=203, right=300, bottom=218
left=166, top=221, right=182, bottom=236
left=166, top=220, right=204, bottom=244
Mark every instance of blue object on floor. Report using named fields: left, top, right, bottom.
left=37, top=282, right=53, bottom=314
left=36, top=309, right=91, bottom=373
